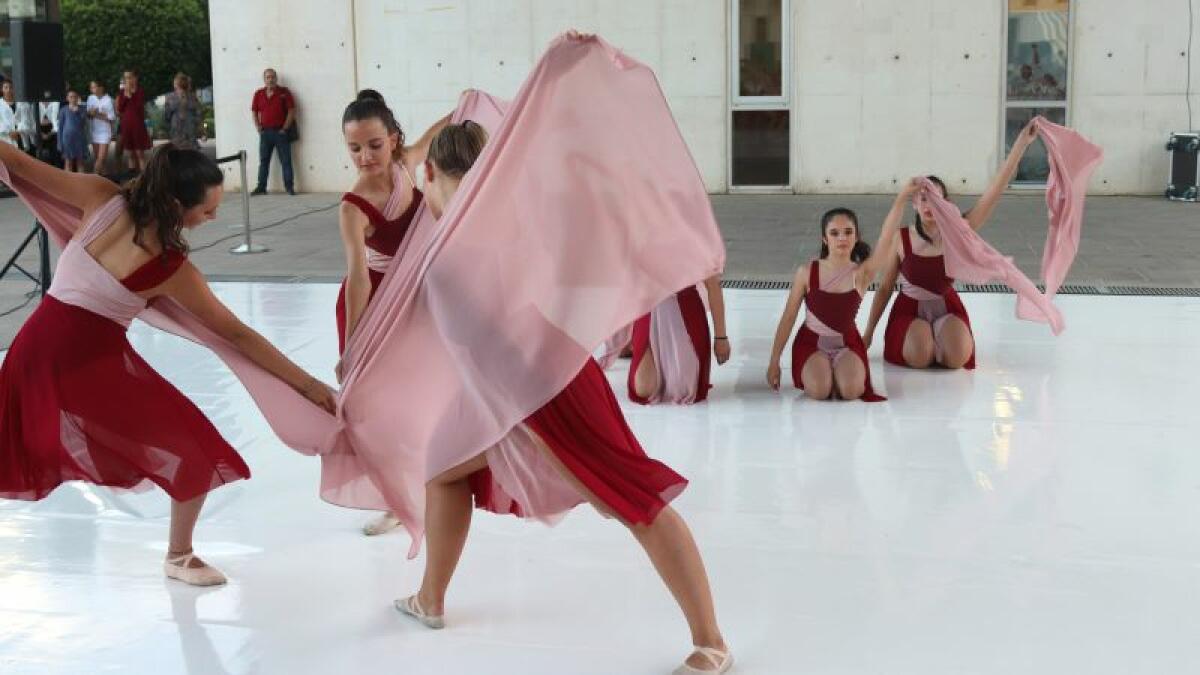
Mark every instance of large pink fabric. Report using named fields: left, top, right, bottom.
left=0, top=164, right=342, bottom=454
left=1018, top=117, right=1104, bottom=320
left=323, top=33, right=726, bottom=555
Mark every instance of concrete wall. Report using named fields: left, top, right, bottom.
left=210, top=0, right=1200, bottom=194
left=350, top=0, right=727, bottom=190
left=208, top=0, right=358, bottom=192
left=1072, top=0, right=1200, bottom=193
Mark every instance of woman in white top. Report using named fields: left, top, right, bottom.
left=0, top=81, right=36, bottom=150
left=86, top=80, right=115, bottom=174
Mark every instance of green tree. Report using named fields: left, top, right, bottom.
left=61, top=0, right=211, bottom=97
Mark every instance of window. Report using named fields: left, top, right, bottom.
left=731, top=0, right=790, bottom=188
left=1003, top=0, right=1070, bottom=184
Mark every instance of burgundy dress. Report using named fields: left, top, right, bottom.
left=335, top=170, right=422, bottom=352
left=470, top=357, right=689, bottom=526
left=117, top=87, right=152, bottom=151
left=627, top=285, right=712, bottom=405
left=790, top=261, right=885, bottom=402
left=0, top=197, right=250, bottom=501
left=882, top=228, right=976, bottom=369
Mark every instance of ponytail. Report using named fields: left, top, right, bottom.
left=120, top=143, right=223, bottom=255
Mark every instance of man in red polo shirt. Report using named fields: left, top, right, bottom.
left=250, top=68, right=296, bottom=195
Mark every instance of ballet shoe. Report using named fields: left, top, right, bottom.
left=394, top=595, right=445, bottom=629
left=362, top=512, right=401, bottom=536
left=672, top=645, right=733, bottom=674
left=164, top=553, right=227, bottom=587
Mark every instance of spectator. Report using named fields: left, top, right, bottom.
left=250, top=67, right=296, bottom=195
left=164, top=72, right=203, bottom=150
left=36, top=90, right=61, bottom=167
left=0, top=80, right=36, bottom=151
left=58, top=89, right=89, bottom=172
left=87, top=80, right=115, bottom=174
left=116, top=69, right=152, bottom=172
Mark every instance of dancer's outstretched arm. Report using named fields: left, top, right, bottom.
left=966, top=119, right=1038, bottom=231
left=0, top=138, right=117, bottom=221
left=402, top=113, right=453, bottom=176
left=859, top=178, right=918, bottom=287
left=160, top=262, right=337, bottom=413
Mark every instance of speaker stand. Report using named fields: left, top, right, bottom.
left=0, top=221, right=52, bottom=297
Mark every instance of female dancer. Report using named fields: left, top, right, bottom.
left=627, top=277, right=730, bottom=405
left=116, top=69, right=152, bottom=172
left=336, top=89, right=449, bottom=536
left=392, top=123, right=732, bottom=674
left=766, top=184, right=912, bottom=400
left=0, top=142, right=336, bottom=586
left=863, top=122, right=1039, bottom=369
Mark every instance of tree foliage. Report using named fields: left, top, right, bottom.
left=61, top=0, right=212, bottom=98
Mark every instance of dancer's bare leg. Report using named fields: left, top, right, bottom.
left=832, top=352, right=867, bottom=400
left=902, top=318, right=936, bottom=368
left=414, top=453, right=489, bottom=615
left=936, top=316, right=973, bottom=369
left=800, top=353, right=833, bottom=400
left=632, top=344, right=660, bottom=400
left=528, top=433, right=728, bottom=669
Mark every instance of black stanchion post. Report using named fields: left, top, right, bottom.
left=216, top=150, right=267, bottom=254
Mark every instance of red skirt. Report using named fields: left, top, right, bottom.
left=335, top=269, right=386, bottom=352
left=470, top=358, right=687, bottom=526
left=0, top=296, right=250, bottom=502
left=119, top=114, right=153, bottom=151
left=882, top=289, right=976, bottom=370
left=627, top=286, right=711, bottom=405
left=791, top=325, right=885, bottom=402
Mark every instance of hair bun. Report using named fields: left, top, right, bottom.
left=356, top=88, right=386, bottom=104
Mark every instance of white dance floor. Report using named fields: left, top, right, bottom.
left=2, top=285, right=1197, bottom=674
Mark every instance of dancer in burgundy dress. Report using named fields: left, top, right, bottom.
left=116, top=70, right=152, bottom=172
left=391, top=123, right=731, bottom=675
left=626, top=276, right=730, bottom=405
left=336, top=90, right=450, bottom=536
left=0, top=142, right=336, bottom=586
left=766, top=186, right=911, bottom=400
left=863, top=121, right=1040, bottom=369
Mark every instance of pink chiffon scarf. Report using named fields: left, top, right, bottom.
left=913, top=117, right=1101, bottom=335
left=323, top=33, right=726, bottom=556
left=1020, top=116, right=1104, bottom=320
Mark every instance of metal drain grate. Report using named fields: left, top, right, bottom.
left=721, top=279, right=791, bottom=290
left=721, top=279, right=1200, bottom=297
